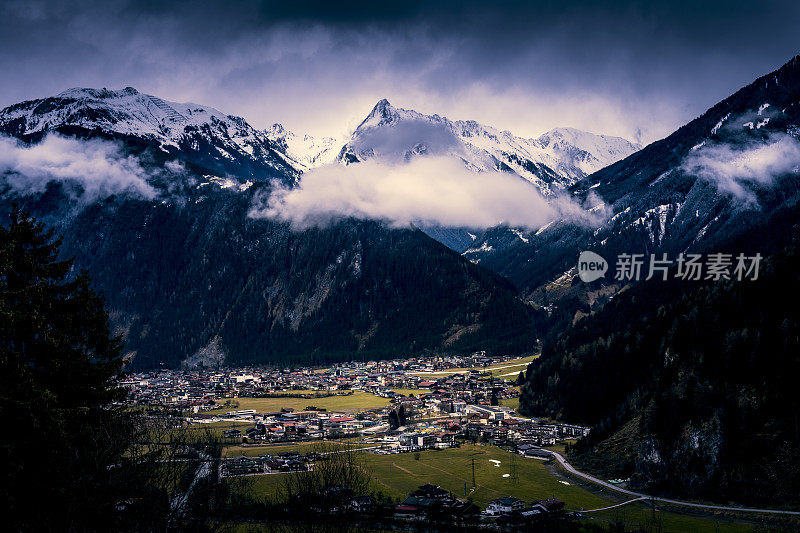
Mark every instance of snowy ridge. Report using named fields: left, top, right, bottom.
left=329, top=101, right=638, bottom=258
left=337, top=99, right=641, bottom=193
left=0, top=87, right=301, bottom=181
left=4, top=87, right=251, bottom=148
left=265, top=123, right=342, bottom=170
left=463, top=242, right=494, bottom=255
left=0, top=89, right=639, bottom=192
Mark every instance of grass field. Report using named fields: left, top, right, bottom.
left=409, top=355, right=538, bottom=379
left=499, top=396, right=520, bottom=410
left=236, top=443, right=604, bottom=508
left=222, top=439, right=368, bottom=458
left=235, top=444, right=762, bottom=532
left=207, top=392, right=390, bottom=414
left=184, top=420, right=254, bottom=439
left=363, top=444, right=609, bottom=509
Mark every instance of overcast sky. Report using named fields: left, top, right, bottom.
left=1, top=0, right=798, bottom=144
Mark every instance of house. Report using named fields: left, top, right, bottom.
left=524, top=448, right=552, bottom=459
left=411, top=484, right=450, bottom=499
left=485, top=496, right=526, bottom=515
left=224, top=457, right=262, bottom=476
left=411, top=433, right=436, bottom=448
left=401, top=496, right=439, bottom=510
left=530, top=498, right=565, bottom=513
left=516, top=443, right=535, bottom=454
left=350, top=495, right=375, bottom=513
left=450, top=500, right=480, bottom=520
left=445, top=399, right=467, bottom=414
left=465, top=404, right=509, bottom=421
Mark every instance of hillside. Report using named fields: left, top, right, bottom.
left=518, top=164, right=800, bottom=506
left=476, top=55, right=800, bottom=301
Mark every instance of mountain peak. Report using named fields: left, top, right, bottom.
left=373, top=98, right=392, bottom=112
left=358, top=98, right=398, bottom=129
left=269, top=123, right=288, bottom=136
left=337, top=99, right=641, bottom=186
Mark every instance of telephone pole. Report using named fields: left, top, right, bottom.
left=472, top=456, right=476, bottom=487
left=468, top=450, right=483, bottom=488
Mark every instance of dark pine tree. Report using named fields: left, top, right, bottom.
left=388, top=409, right=400, bottom=430
left=0, top=206, right=133, bottom=531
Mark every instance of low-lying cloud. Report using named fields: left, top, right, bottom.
left=682, top=133, right=800, bottom=202
left=0, top=134, right=156, bottom=201
left=251, top=156, right=598, bottom=229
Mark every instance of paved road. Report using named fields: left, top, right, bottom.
left=539, top=448, right=800, bottom=516
left=583, top=497, right=646, bottom=513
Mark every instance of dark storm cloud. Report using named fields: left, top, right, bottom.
left=1, top=1, right=798, bottom=143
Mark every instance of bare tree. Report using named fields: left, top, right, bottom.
left=117, top=409, right=251, bottom=531
left=281, top=442, right=372, bottom=515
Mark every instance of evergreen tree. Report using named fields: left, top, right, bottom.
left=388, top=409, right=400, bottom=429
left=0, top=206, right=130, bottom=531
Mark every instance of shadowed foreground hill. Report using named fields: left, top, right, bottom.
left=520, top=209, right=800, bottom=505
left=3, top=184, right=544, bottom=370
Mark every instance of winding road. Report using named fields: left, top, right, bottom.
left=538, top=448, right=800, bottom=516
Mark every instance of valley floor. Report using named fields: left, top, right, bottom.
left=226, top=442, right=791, bottom=532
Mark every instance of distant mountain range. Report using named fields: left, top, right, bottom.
left=0, top=87, right=300, bottom=185
left=1, top=87, right=582, bottom=368
left=333, top=98, right=639, bottom=190
left=267, top=97, right=640, bottom=253
left=2, top=55, right=798, bottom=370
left=265, top=122, right=342, bottom=170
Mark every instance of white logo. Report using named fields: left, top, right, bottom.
left=578, top=251, right=608, bottom=282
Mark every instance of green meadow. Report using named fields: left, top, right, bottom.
left=230, top=443, right=759, bottom=532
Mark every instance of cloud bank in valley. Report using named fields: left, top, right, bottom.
left=0, top=134, right=157, bottom=201
left=682, top=133, right=800, bottom=202
left=251, top=156, right=598, bottom=229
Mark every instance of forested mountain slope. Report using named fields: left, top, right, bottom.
left=520, top=208, right=800, bottom=505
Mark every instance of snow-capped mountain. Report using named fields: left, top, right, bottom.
left=265, top=123, right=342, bottom=170
left=0, top=87, right=300, bottom=184
left=336, top=99, right=640, bottom=193
left=536, top=127, right=642, bottom=180
left=329, top=98, right=639, bottom=253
